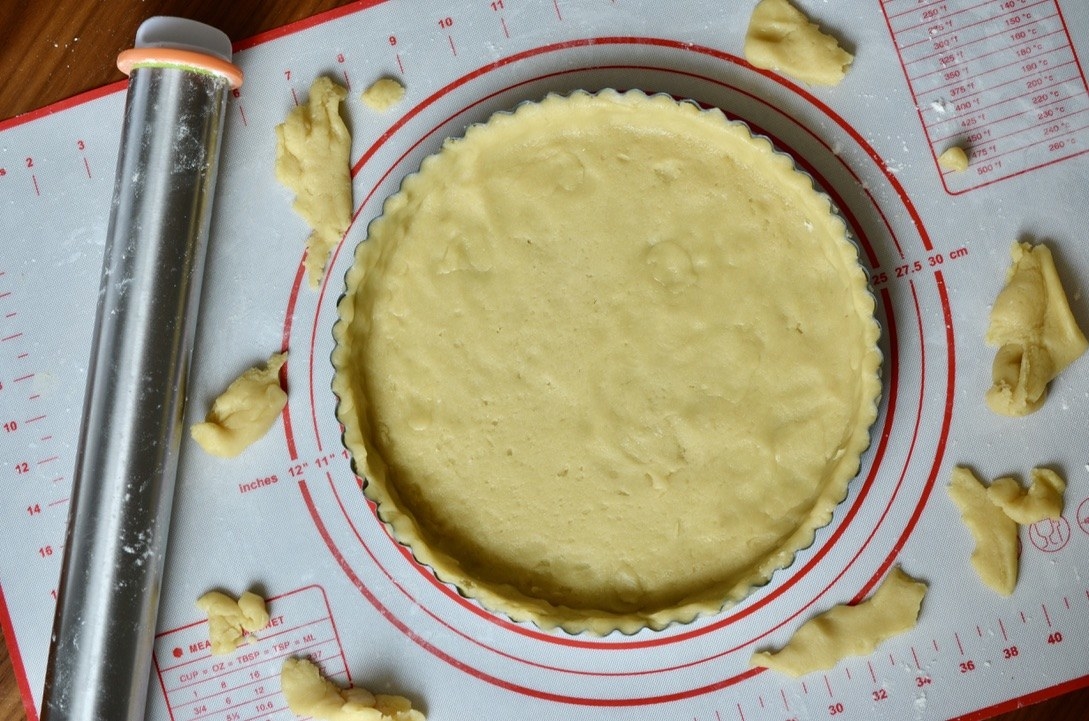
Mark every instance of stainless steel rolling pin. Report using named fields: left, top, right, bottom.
left=41, top=17, right=242, bottom=721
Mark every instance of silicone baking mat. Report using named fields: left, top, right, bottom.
left=2, top=1, right=1089, bottom=719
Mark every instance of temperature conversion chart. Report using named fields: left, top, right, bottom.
left=882, top=0, right=1089, bottom=193
left=2, top=2, right=1089, bottom=720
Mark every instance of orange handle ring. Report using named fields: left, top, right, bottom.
left=117, top=47, right=243, bottom=89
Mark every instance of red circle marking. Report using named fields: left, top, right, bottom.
left=305, top=43, right=932, bottom=646
left=1028, top=517, right=1072, bottom=553
left=313, top=50, right=909, bottom=640
left=285, top=38, right=954, bottom=703
left=1077, top=498, right=1089, bottom=536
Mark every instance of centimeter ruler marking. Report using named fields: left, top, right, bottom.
left=708, top=590, right=1087, bottom=721
left=881, top=0, right=1089, bottom=194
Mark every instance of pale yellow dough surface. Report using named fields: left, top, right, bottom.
left=191, top=352, right=288, bottom=458
left=333, top=90, right=881, bottom=633
left=750, top=567, right=926, bottom=677
left=276, top=76, right=353, bottom=288
left=938, top=146, right=969, bottom=172
left=988, top=468, right=1066, bottom=524
left=985, top=241, right=1087, bottom=416
left=745, top=0, right=854, bottom=86
left=362, top=77, right=405, bottom=112
left=196, top=590, right=270, bottom=655
left=948, top=466, right=1019, bottom=596
left=280, top=658, right=424, bottom=721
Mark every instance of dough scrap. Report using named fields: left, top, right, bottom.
left=191, top=352, right=289, bottom=458
left=276, top=76, right=353, bottom=288
left=749, top=567, right=926, bottom=677
left=987, top=468, right=1066, bottom=524
left=985, top=241, right=1088, bottom=416
left=947, top=466, right=1019, bottom=596
left=938, top=146, right=969, bottom=172
left=361, top=77, right=405, bottom=112
left=197, top=590, right=270, bottom=655
left=744, top=0, right=853, bottom=86
left=280, top=657, right=425, bottom=721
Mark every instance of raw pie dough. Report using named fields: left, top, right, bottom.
left=333, top=90, right=882, bottom=633
left=361, top=77, right=405, bottom=112
left=749, top=567, right=927, bottom=677
left=280, top=658, right=424, bottom=721
left=196, top=590, right=270, bottom=655
left=987, top=468, right=1066, bottom=524
left=985, top=241, right=1087, bottom=416
left=276, top=76, right=353, bottom=288
left=938, top=146, right=969, bottom=172
left=744, top=0, right=854, bottom=86
left=947, top=467, right=1019, bottom=596
left=191, top=352, right=288, bottom=458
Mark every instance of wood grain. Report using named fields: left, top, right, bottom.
left=0, top=1, right=1086, bottom=719
left=0, top=627, right=23, bottom=721
left=0, top=0, right=360, bottom=122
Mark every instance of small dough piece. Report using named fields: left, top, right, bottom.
left=987, top=468, right=1066, bottom=524
left=276, top=76, right=353, bottom=288
left=361, top=77, right=405, bottom=112
left=947, top=466, right=1019, bottom=596
left=938, top=145, right=969, bottom=172
left=197, top=590, right=270, bottom=655
left=191, top=352, right=289, bottom=458
left=749, top=567, right=926, bottom=677
left=744, top=0, right=853, bottom=86
left=985, top=241, right=1088, bottom=416
left=280, top=658, right=425, bottom=721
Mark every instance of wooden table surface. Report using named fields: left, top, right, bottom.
left=1, top=1, right=1086, bottom=719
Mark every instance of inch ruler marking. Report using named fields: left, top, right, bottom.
left=0, top=270, right=69, bottom=605
left=0, top=104, right=124, bottom=714
left=881, top=0, right=1089, bottom=194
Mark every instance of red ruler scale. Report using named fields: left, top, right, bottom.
left=882, top=0, right=1089, bottom=193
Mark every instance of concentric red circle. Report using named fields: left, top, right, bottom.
left=282, top=38, right=955, bottom=706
